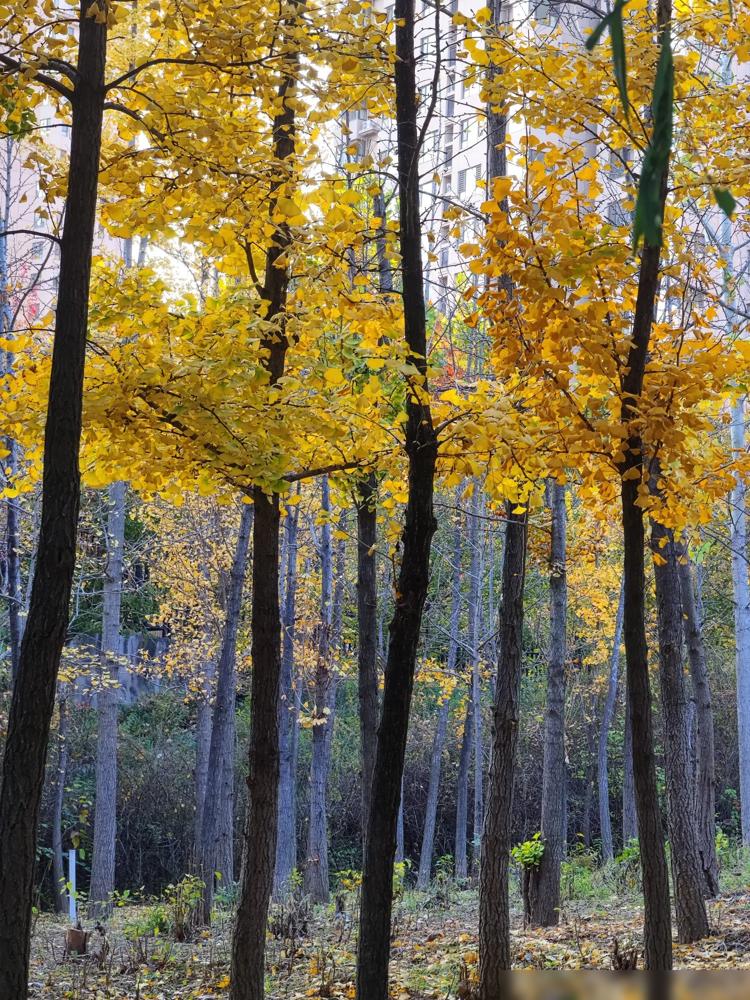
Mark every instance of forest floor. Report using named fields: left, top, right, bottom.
left=29, top=880, right=750, bottom=999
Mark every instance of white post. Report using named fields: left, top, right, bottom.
left=68, top=849, right=77, bottom=924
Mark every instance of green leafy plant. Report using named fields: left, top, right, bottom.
left=163, top=873, right=205, bottom=941
left=511, top=833, right=545, bottom=870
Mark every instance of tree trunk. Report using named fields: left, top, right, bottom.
left=677, top=543, right=719, bottom=896
left=730, top=396, right=750, bottom=846
left=230, top=25, right=297, bottom=990
left=0, top=10, right=107, bottom=991
left=615, top=0, right=674, bottom=968
left=274, top=499, right=300, bottom=896
left=455, top=687, right=472, bottom=881
left=355, top=2, right=438, bottom=994
left=598, top=581, right=625, bottom=863
left=650, top=518, right=709, bottom=942
left=417, top=508, right=462, bottom=890
left=622, top=682, right=638, bottom=845
left=357, top=473, right=379, bottom=847
left=89, top=481, right=126, bottom=918
left=51, top=691, right=69, bottom=915
left=528, top=481, right=567, bottom=927
left=395, top=775, right=405, bottom=865
left=194, top=655, right=216, bottom=865
left=479, top=502, right=528, bottom=994
left=304, top=477, right=335, bottom=903
left=468, top=488, right=484, bottom=874
left=200, top=503, right=252, bottom=922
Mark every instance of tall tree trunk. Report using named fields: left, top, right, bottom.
left=230, top=22, right=297, bottom=990
left=479, top=503, right=528, bottom=994
left=51, top=691, right=69, bottom=915
left=598, top=582, right=625, bottom=863
left=356, top=1, right=438, bottom=994
left=417, top=507, right=462, bottom=890
left=357, top=473, right=379, bottom=847
left=274, top=500, right=300, bottom=896
left=622, top=682, right=638, bottom=844
left=468, top=488, right=484, bottom=873
left=194, top=654, right=216, bottom=864
left=395, top=775, right=405, bottom=864
left=677, top=544, right=719, bottom=896
left=200, top=503, right=252, bottom=922
left=0, top=9, right=108, bottom=991
left=304, top=477, right=334, bottom=902
left=89, top=481, right=126, bottom=917
left=730, top=396, right=750, bottom=846
left=650, top=518, right=709, bottom=942
left=529, top=481, right=567, bottom=926
left=615, top=0, right=674, bottom=969
left=455, top=688, right=472, bottom=881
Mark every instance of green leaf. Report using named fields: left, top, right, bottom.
left=713, top=186, right=737, bottom=219
left=633, top=29, right=674, bottom=249
left=585, top=1, right=631, bottom=115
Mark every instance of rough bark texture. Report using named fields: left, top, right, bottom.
left=650, top=519, right=709, bottom=942
left=417, top=509, right=462, bottom=890
left=528, top=481, right=567, bottom=927
left=356, top=2, right=438, bottom=994
left=467, top=488, right=484, bottom=873
left=615, top=0, right=674, bottom=968
left=479, top=503, right=528, bottom=995
left=304, top=477, right=335, bottom=902
left=357, top=473, right=379, bottom=847
left=677, top=544, right=719, bottom=896
left=0, top=9, right=107, bottom=992
left=51, top=692, right=69, bottom=915
left=274, top=500, right=300, bottom=896
left=598, top=582, right=625, bottom=863
left=455, top=687, right=472, bottom=881
left=622, top=683, right=638, bottom=844
left=230, top=31, right=296, bottom=990
left=730, top=396, right=750, bottom=846
left=194, top=653, right=216, bottom=864
left=201, top=503, right=252, bottom=922
left=90, top=481, right=127, bottom=918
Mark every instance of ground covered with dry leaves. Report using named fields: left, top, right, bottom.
left=29, top=872, right=750, bottom=1000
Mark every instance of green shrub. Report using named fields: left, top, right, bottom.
left=511, top=833, right=545, bottom=870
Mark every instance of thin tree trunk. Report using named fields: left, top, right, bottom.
left=479, top=503, right=528, bottom=993
left=89, top=481, right=126, bottom=918
left=529, top=481, right=567, bottom=926
left=650, top=517, right=709, bottom=942
left=615, top=0, right=674, bottom=968
left=304, top=477, right=334, bottom=902
left=51, top=691, right=69, bottom=915
left=274, top=499, right=300, bottom=897
left=677, top=543, right=719, bottom=896
left=468, top=488, right=484, bottom=873
left=395, top=775, right=405, bottom=864
left=417, top=509, right=462, bottom=890
left=622, top=682, right=638, bottom=844
left=357, top=473, right=379, bottom=846
left=598, top=581, right=625, bottom=863
left=0, top=9, right=108, bottom=991
left=230, top=22, right=297, bottom=989
left=200, top=503, right=252, bottom=922
left=356, top=1, right=438, bottom=993
left=730, top=396, right=750, bottom=846
left=194, top=655, right=216, bottom=863
left=455, top=688, right=472, bottom=881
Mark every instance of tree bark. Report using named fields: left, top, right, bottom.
left=650, top=518, right=709, bottom=942
left=304, top=477, right=335, bottom=902
left=51, top=691, right=69, bottom=915
left=230, top=20, right=297, bottom=990
left=357, top=473, right=379, bottom=847
left=598, top=581, right=625, bottom=863
left=528, top=481, right=567, bottom=926
left=468, top=488, right=484, bottom=874
left=274, top=499, right=300, bottom=896
left=479, top=502, right=528, bottom=994
left=622, top=682, right=638, bottom=845
left=0, top=9, right=107, bottom=991
left=356, top=1, right=438, bottom=994
left=417, top=508, right=462, bottom=890
left=194, top=654, right=216, bottom=865
left=677, top=543, right=719, bottom=896
left=200, top=502, right=252, bottom=922
left=89, top=481, right=126, bottom=918
left=455, top=686, right=472, bottom=881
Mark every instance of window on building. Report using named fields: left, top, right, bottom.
left=458, top=168, right=468, bottom=195
left=458, top=119, right=469, bottom=148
